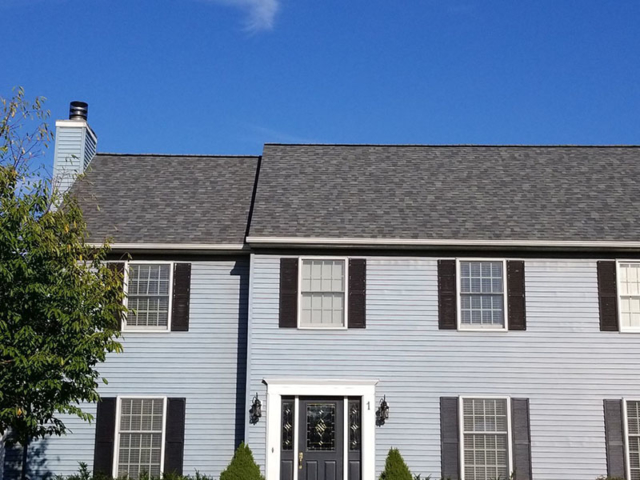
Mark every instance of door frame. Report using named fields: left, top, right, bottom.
left=264, top=378, right=378, bottom=480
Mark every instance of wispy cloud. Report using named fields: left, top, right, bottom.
left=201, top=0, right=279, bottom=32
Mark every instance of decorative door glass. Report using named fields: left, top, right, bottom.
left=306, top=403, right=336, bottom=451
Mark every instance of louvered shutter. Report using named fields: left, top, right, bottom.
left=171, top=263, right=191, bottom=331
left=348, top=259, right=366, bottom=328
left=598, top=261, right=619, bottom=331
left=107, top=262, right=125, bottom=331
left=511, top=398, right=532, bottom=479
left=279, top=258, right=298, bottom=328
left=440, top=397, right=460, bottom=479
left=93, top=397, right=117, bottom=476
left=507, top=261, right=527, bottom=331
left=438, top=260, right=457, bottom=329
left=164, top=398, right=187, bottom=475
left=604, top=399, right=626, bottom=478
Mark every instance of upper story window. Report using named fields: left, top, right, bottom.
left=299, top=258, right=347, bottom=329
left=618, top=262, right=640, bottom=331
left=461, top=397, right=511, bottom=480
left=125, top=263, right=172, bottom=331
left=458, top=260, right=507, bottom=330
left=115, top=397, right=166, bottom=479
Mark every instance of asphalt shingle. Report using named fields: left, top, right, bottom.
left=70, top=154, right=259, bottom=244
left=249, top=144, right=640, bottom=241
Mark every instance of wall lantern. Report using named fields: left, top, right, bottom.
left=376, top=396, right=389, bottom=426
left=249, top=393, right=262, bottom=424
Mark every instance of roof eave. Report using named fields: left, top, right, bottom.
left=245, top=236, right=640, bottom=252
left=88, top=242, right=249, bottom=255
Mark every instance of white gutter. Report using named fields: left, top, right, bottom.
left=246, top=236, right=640, bottom=250
left=88, top=243, right=247, bottom=252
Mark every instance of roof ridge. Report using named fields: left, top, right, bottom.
left=264, top=143, right=640, bottom=148
left=95, top=152, right=260, bottom=158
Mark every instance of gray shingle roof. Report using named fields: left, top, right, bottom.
left=70, top=154, right=258, bottom=245
left=248, top=144, right=640, bottom=241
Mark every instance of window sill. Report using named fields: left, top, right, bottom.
left=457, top=327, right=509, bottom=333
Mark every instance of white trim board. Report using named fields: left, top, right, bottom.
left=246, top=236, right=640, bottom=251
left=89, top=243, right=247, bottom=252
left=263, top=379, right=378, bottom=480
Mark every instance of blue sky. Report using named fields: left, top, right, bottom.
left=2, top=0, right=639, bottom=170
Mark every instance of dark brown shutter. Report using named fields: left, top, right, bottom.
left=438, top=260, right=457, bottom=329
left=164, top=398, right=187, bottom=475
left=604, top=399, right=626, bottom=478
left=171, top=263, right=191, bottom=332
left=598, top=261, right=619, bottom=331
left=93, top=397, right=117, bottom=476
left=440, top=397, right=460, bottom=480
left=511, top=399, right=532, bottom=480
left=279, top=258, right=298, bottom=328
left=107, top=262, right=125, bottom=331
left=507, top=261, right=527, bottom=331
left=348, top=259, right=366, bottom=328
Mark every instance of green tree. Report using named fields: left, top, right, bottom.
left=0, top=87, right=125, bottom=479
left=380, top=448, right=413, bottom=480
left=219, top=443, right=264, bottom=480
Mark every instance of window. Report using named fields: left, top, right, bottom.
left=618, top=262, right=640, bottom=331
left=626, top=400, right=640, bottom=480
left=115, top=397, right=166, bottom=479
left=299, top=259, right=347, bottom=328
left=460, top=397, right=511, bottom=480
left=125, top=263, right=172, bottom=331
left=459, top=260, right=507, bottom=330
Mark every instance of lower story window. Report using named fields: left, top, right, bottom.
left=116, top=397, right=166, bottom=479
left=627, top=400, right=640, bottom=480
left=461, top=397, right=511, bottom=480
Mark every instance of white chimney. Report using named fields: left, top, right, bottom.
left=52, top=101, right=97, bottom=195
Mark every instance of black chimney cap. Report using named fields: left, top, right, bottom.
left=69, top=101, right=88, bottom=121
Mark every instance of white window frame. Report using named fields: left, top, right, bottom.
left=297, top=257, right=349, bottom=330
left=459, top=396, right=513, bottom=480
left=122, top=260, right=174, bottom=333
left=112, top=395, right=168, bottom=479
left=456, top=258, right=509, bottom=332
left=616, top=260, right=640, bottom=333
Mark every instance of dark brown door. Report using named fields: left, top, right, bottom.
left=298, top=397, right=344, bottom=480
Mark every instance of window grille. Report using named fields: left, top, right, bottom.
left=462, top=398, right=510, bottom=480
left=619, top=263, right=640, bottom=329
left=460, top=261, right=505, bottom=328
left=117, top=398, right=165, bottom=479
left=300, top=259, right=346, bottom=327
left=126, top=264, right=171, bottom=329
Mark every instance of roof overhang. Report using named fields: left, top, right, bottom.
left=88, top=242, right=248, bottom=255
left=246, top=236, right=640, bottom=252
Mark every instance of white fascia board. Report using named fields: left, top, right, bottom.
left=246, top=236, right=640, bottom=250
left=89, top=242, right=247, bottom=252
left=263, top=378, right=379, bottom=387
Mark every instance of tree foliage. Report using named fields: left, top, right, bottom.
left=219, top=443, right=264, bottom=480
left=380, top=448, right=413, bottom=480
left=0, top=87, right=125, bottom=473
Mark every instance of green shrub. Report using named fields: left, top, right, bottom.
left=55, top=463, right=214, bottom=480
left=380, top=448, right=412, bottom=480
left=219, top=442, right=264, bottom=480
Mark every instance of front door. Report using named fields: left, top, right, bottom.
left=298, top=397, right=344, bottom=480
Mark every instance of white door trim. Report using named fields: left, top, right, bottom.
left=264, top=378, right=378, bottom=480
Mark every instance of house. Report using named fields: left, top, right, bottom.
left=3, top=102, right=640, bottom=480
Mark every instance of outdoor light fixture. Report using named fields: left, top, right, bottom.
left=249, top=393, right=262, bottom=424
left=376, top=396, right=389, bottom=426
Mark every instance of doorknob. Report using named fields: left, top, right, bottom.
left=298, top=451, right=303, bottom=469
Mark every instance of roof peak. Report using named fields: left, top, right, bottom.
left=264, top=143, right=640, bottom=148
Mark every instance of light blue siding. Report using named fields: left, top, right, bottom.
left=52, top=123, right=97, bottom=195
left=246, top=256, right=640, bottom=480
left=4, top=259, right=248, bottom=478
